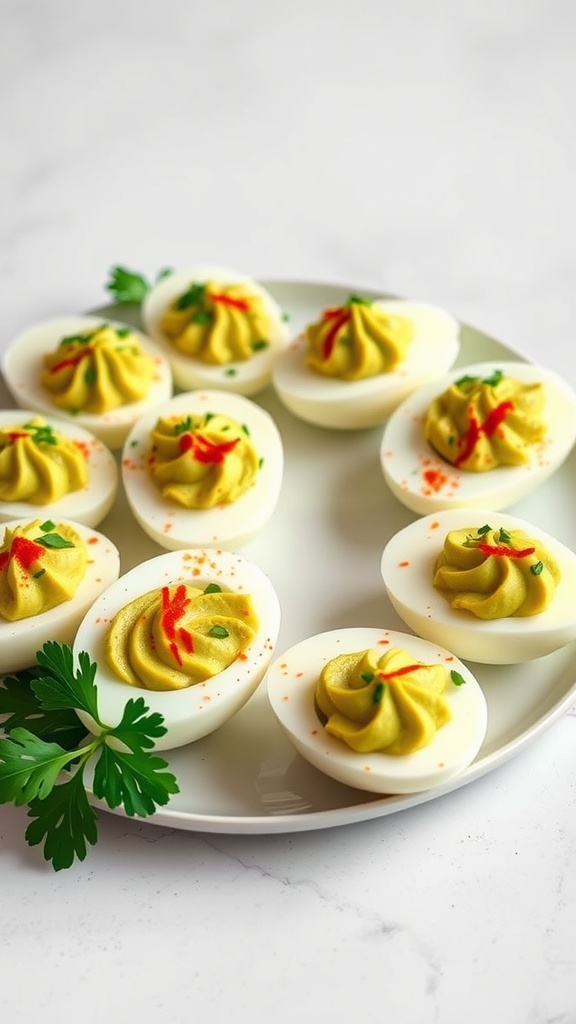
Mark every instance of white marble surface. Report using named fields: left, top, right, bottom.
left=1, top=1, right=576, bottom=1021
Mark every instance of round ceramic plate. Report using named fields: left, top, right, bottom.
left=3, top=279, right=576, bottom=833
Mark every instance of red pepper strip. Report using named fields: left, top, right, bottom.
left=0, top=536, right=44, bottom=573
left=454, top=400, right=515, bottom=467
left=6, top=432, right=29, bottom=444
left=377, top=663, right=425, bottom=681
left=178, top=432, right=240, bottom=465
left=49, top=346, right=93, bottom=374
left=477, top=543, right=536, bottom=559
left=208, top=291, right=251, bottom=312
left=160, top=584, right=194, bottom=666
left=320, top=306, right=351, bottom=360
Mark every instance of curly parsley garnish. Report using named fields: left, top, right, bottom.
left=0, top=642, right=179, bottom=871
left=105, top=265, right=173, bottom=304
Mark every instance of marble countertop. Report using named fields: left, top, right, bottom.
left=1, top=1, right=576, bottom=1021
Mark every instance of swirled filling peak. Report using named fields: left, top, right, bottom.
left=147, top=411, right=260, bottom=508
left=41, top=323, right=156, bottom=413
left=424, top=369, right=546, bottom=471
left=0, top=417, right=88, bottom=504
left=305, top=295, right=413, bottom=381
left=159, top=280, right=273, bottom=365
left=104, top=582, right=259, bottom=691
left=0, top=519, right=87, bottom=621
left=433, top=523, right=561, bottom=618
left=315, top=646, right=452, bottom=754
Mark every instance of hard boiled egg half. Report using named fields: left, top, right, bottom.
left=121, top=389, right=284, bottom=551
left=266, top=627, right=487, bottom=794
left=0, top=409, right=118, bottom=528
left=381, top=508, right=576, bottom=664
left=380, top=361, right=576, bottom=514
left=142, top=265, right=290, bottom=396
left=74, top=547, right=281, bottom=750
left=272, top=298, right=461, bottom=430
left=0, top=516, right=120, bottom=674
left=2, top=315, right=173, bottom=450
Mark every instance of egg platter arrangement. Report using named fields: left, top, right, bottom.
left=1, top=265, right=576, bottom=813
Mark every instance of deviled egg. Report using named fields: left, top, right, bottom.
left=381, top=508, right=576, bottom=664
left=142, top=265, right=289, bottom=396
left=0, top=410, right=118, bottom=527
left=272, top=296, right=460, bottom=429
left=2, top=315, right=173, bottom=450
left=121, top=389, right=284, bottom=551
left=380, top=361, right=576, bottom=514
left=0, top=516, right=120, bottom=674
left=266, top=627, right=487, bottom=794
left=74, top=546, right=281, bottom=750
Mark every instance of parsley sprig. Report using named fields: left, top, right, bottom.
left=105, top=266, right=173, bottom=304
left=0, top=642, right=179, bottom=871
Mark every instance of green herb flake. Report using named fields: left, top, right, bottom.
left=251, top=339, right=268, bottom=351
left=174, top=415, right=193, bottom=435
left=23, top=422, right=58, bottom=447
left=224, top=368, right=238, bottom=377
left=39, top=520, right=56, bottom=533
left=207, top=625, right=229, bottom=639
left=455, top=374, right=478, bottom=388
left=360, top=671, right=374, bottom=683
left=530, top=560, right=544, bottom=576
left=105, top=266, right=151, bottom=304
left=175, top=283, right=206, bottom=311
left=483, top=369, right=503, bottom=387
left=450, top=670, right=466, bottom=687
left=33, top=569, right=46, bottom=580
left=498, top=527, right=511, bottom=543
left=192, top=310, right=212, bottom=325
left=203, top=583, right=223, bottom=594
left=477, top=524, right=492, bottom=536
left=372, top=681, right=385, bottom=704
left=34, top=533, right=75, bottom=551
left=348, top=294, right=370, bottom=306
left=115, top=327, right=131, bottom=339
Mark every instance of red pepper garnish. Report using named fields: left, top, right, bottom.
left=477, top=543, right=536, bottom=559
left=454, top=400, right=515, bottom=467
left=320, top=306, right=351, bottom=360
left=377, top=663, right=426, bottom=681
left=6, top=431, right=29, bottom=444
left=178, top=432, right=239, bottom=464
left=49, top=346, right=93, bottom=374
left=208, top=291, right=251, bottom=312
left=160, top=585, right=194, bottom=666
left=0, top=536, right=44, bottom=573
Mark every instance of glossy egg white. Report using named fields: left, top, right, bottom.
left=381, top=508, right=576, bottom=664
left=380, top=360, right=576, bottom=514
left=2, top=315, right=173, bottom=450
left=142, top=265, right=290, bottom=396
left=74, top=547, right=281, bottom=750
left=271, top=300, right=461, bottom=430
left=0, top=409, right=118, bottom=528
left=266, top=627, right=487, bottom=795
left=0, top=517, right=121, bottom=675
left=121, top=389, right=284, bottom=551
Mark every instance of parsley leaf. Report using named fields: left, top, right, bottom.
left=0, top=642, right=180, bottom=870
left=105, top=265, right=173, bottom=304
left=26, top=770, right=98, bottom=872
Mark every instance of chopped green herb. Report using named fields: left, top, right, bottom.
left=34, top=533, right=75, bottom=550
left=483, top=369, right=503, bottom=387
left=39, top=520, right=56, bottom=533
left=0, top=642, right=179, bottom=871
left=360, top=671, right=374, bottom=683
left=174, top=415, right=193, bottom=435
left=454, top=374, right=478, bottom=387
left=348, top=294, right=370, bottom=305
left=281, top=311, right=290, bottom=322
left=22, top=423, right=58, bottom=447
left=241, top=424, right=250, bottom=435
left=530, top=560, right=544, bottom=576
left=450, top=670, right=466, bottom=687
left=115, top=327, right=131, bottom=338
left=175, top=283, right=206, bottom=310
left=207, top=625, right=229, bottom=639
left=192, top=310, right=212, bottom=325
left=84, top=367, right=97, bottom=385
left=203, top=583, right=223, bottom=594
left=224, top=368, right=238, bottom=377
left=372, top=681, right=385, bottom=703
left=33, top=569, right=46, bottom=580
left=498, top=527, right=511, bottom=543
left=251, top=339, right=268, bottom=351
left=477, top=524, right=492, bottom=536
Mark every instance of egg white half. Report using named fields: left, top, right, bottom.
left=271, top=300, right=461, bottom=430
left=0, top=517, right=121, bottom=675
left=121, top=389, right=284, bottom=551
left=2, top=315, right=173, bottom=450
left=380, top=360, right=576, bottom=514
left=381, top=508, right=576, bottom=664
left=266, top=626, right=487, bottom=795
left=142, top=265, right=290, bottom=396
left=0, top=409, right=118, bottom=528
left=73, top=547, right=281, bottom=750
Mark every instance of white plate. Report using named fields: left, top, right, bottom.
left=3, top=279, right=576, bottom=833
